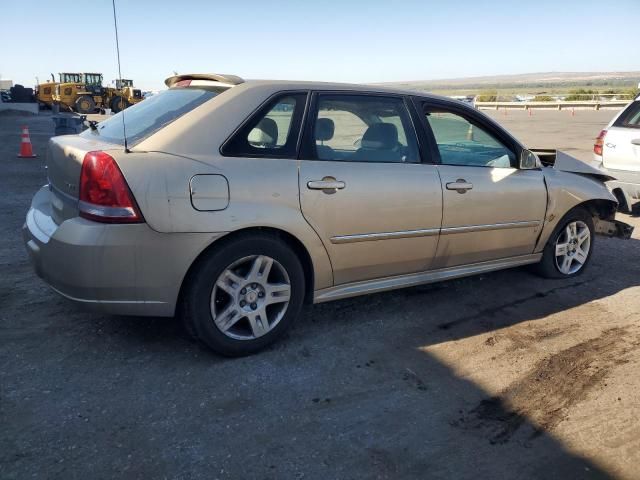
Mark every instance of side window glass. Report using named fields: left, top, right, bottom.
left=311, top=95, right=419, bottom=163
left=618, top=102, right=640, bottom=128
left=425, top=110, right=515, bottom=168
left=222, top=93, right=306, bottom=158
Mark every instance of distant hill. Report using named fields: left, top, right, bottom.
left=383, top=71, right=640, bottom=95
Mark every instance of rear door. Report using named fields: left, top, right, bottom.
left=417, top=100, right=547, bottom=269
left=602, top=100, right=640, bottom=172
left=298, top=93, right=442, bottom=285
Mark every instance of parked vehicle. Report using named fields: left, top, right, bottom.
left=36, top=73, right=81, bottom=109
left=52, top=72, right=105, bottom=114
left=103, top=79, right=143, bottom=113
left=23, top=73, right=633, bottom=356
left=593, top=96, right=640, bottom=210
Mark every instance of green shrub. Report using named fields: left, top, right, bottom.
left=476, top=90, right=497, bottom=102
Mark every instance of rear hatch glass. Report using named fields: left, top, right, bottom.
left=80, top=86, right=227, bottom=147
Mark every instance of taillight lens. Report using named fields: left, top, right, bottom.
left=79, top=151, right=143, bottom=223
left=594, top=129, right=607, bottom=156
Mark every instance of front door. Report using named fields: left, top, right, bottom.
left=298, top=93, right=443, bottom=285
left=420, top=104, right=547, bottom=268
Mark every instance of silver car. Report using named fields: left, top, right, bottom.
left=23, top=73, right=632, bottom=355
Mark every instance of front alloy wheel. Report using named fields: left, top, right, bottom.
left=533, top=207, right=594, bottom=279
left=211, top=255, right=291, bottom=340
left=554, top=220, right=591, bottom=275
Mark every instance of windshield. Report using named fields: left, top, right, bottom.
left=60, top=73, right=81, bottom=83
left=83, top=73, right=103, bottom=85
left=81, top=86, right=226, bottom=146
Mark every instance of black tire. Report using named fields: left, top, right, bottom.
left=533, top=207, right=594, bottom=279
left=75, top=95, right=95, bottom=114
left=181, top=233, right=305, bottom=356
left=110, top=96, right=128, bottom=113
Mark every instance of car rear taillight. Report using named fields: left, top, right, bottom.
left=78, top=151, right=144, bottom=223
left=594, top=129, right=607, bottom=156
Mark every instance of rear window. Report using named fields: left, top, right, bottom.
left=82, top=87, right=226, bottom=146
left=614, top=101, right=640, bottom=129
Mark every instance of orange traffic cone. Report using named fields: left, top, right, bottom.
left=18, top=125, right=37, bottom=158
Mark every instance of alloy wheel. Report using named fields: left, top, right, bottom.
left=210, top=255, right=291, bottom=340
left=554, top=220, right=591, bottom=275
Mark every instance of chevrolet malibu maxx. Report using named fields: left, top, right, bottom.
left=23, top=74, right=633, bottom=355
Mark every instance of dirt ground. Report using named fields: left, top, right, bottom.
left=1, top=109, right=639, bottom=480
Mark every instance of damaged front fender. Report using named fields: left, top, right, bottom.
left=535, top=163, right=633, bottom=251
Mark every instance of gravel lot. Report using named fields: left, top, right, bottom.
left=1, top=109, right=639, bottom=479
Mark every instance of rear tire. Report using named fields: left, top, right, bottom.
left=75, top=95, right=95, bottom=114
left=181, top=233, right=305, bottom=356
left=533, top=207, right=594, bottom=279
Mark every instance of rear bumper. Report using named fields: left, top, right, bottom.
left=602, top=166, right=640, bottom=199
left=23, top=186, right=223, bottom=316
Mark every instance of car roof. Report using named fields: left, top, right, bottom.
left=164, top=73, right=452, bottom=102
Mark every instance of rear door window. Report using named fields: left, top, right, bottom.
left=307, top=94, right=420, bottom=163
left=82, top=87, right=225, bottom=146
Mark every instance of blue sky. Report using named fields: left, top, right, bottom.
left=1, top=0, right=638, bottom=90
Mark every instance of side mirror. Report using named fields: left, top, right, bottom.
left=520, top=149, right=541, bottom=170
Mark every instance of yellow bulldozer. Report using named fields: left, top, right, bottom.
left=52, top=72, right=105, bottom=114
left=104, top=79, right=143, bottom=113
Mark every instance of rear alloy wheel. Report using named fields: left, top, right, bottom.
left=75, top=95, right=95, bottom=114
left=211, top=255, right=291, bottom=340
left=534, top=208, right=594, bottom=278
left=182, top=234, right=305, bottom=356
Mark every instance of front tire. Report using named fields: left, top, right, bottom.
left=182, top=233, right=305, bottom=356
left=534, top=207, right=594, bottom=279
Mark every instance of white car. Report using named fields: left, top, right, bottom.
left=594, top=95, right=640, bottom=211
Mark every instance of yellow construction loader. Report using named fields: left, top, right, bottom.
left=35, top=73, right=81, bottom=108
left=52, top=72, right=105, bottom=114
left=104, top=79, right=144, bottom=113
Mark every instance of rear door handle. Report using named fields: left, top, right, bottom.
left=446, top=179, right=473, bottom=194
left=307, top=177, right=346, bottom=193
left=631, top=139, right=640, bottom=146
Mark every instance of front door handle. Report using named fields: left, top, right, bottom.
left=631, top=139, right=640, bottom=146
left=307, top=177, right=346, bottom=194
left=446, top=179, right=473, bottom=194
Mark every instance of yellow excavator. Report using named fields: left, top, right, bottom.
left=104, top=79, right=144, bottom=112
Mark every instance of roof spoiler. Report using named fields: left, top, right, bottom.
left=164, top=73, right=245, bottom=87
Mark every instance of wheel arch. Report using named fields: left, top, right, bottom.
left=177, top=226, right=316, bottom=314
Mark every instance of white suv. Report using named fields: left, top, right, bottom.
left=594, top=96, right=640, bottom=211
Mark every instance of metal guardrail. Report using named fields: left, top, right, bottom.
left=475, top=100, right=629, bottom=110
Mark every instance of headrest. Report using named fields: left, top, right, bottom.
left=248, top=117, right=278, bottom=146
left=361, top=123, right=398, bottom=150
left=315, top=118, right=335, bottom=141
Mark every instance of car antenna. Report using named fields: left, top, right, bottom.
left=111, top=0, right=129, bottom=153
